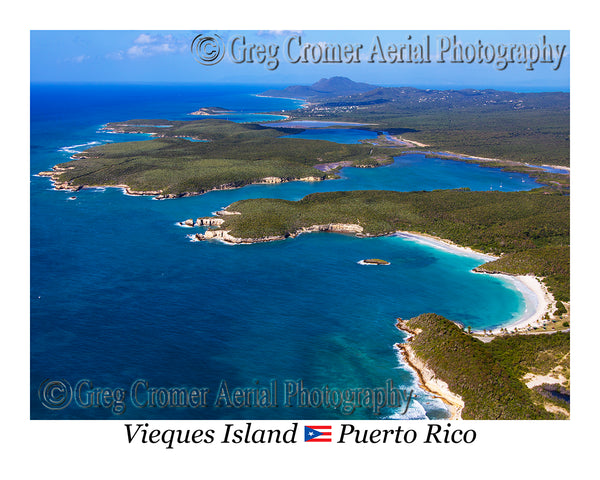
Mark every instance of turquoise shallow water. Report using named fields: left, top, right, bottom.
left=30, top=84, right=538, bottom=420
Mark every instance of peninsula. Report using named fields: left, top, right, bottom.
left=396, top=314, right=569, bottom=419
left=39, top=119, right=390, bottom=198
left=189, top=106, right=234, bottom=115
left=183, top=189, right=569, bottom=304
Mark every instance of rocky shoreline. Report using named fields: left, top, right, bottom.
left=38, top=168, right=164, bottom=196
left=38, top=168, right=86, bottom=193
left=395, top=319, right=464, bottom=420
left=187, top=221, right=365, bottom=244
left=359, top=258, right=390, bottom=265
left=38, top=166, right=328, bottom=200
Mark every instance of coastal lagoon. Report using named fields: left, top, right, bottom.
left=31, top=84, right=542, bottom=420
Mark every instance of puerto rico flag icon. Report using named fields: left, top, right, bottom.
left=304, top=425, right=332, bottom=442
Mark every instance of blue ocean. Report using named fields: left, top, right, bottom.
left=30, top=84, right=542, bottom=420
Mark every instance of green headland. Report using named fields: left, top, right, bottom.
left=199, top=189, right=569, bottom=303
left=40, top=119, right=390, bottom=198
left=398, top=313, right=569, bottom=419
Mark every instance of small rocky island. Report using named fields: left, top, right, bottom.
left=360, top=258, right=391, bottom=265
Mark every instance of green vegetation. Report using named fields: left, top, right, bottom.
left=476, top=245, right=570, bottom=301
left=404, top=313, right=569, bottom=419
left=50, top=81, right=569, bottom=302
left=48, top=80, right=569, bottom=421
left=480, top=328, right=570, bottom=413
left=487, top=332, right=570, bottom=382
left=45, top=79, right=569, bottom=421
left=554, top=300, right=567, bottom=316
left=221, top=189, right=569, bottom=299
left=276, top=82, right=570, bottom=166
left=53, top=119, right=388, bottom=196
left=55, top=79, right=569, bottom=200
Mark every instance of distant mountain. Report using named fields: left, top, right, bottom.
left=262, top=76, right=378, bottom=99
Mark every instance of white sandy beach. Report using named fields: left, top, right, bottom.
left=394, top=231, right=498, bottom=262
left=394, top=231, right=554, bottom=335
left=494, top=273, right=554, bottom=333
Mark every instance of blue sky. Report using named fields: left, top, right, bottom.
left=31, top=30, right=569, bottom=90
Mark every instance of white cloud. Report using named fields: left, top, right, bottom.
left=154, top=43, right=176, bottom=53
left=107, top=33, right=188, bottom=59
left=134, top=33, right=154, bottom=44
left=126, top=45, right=146, bottom=57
